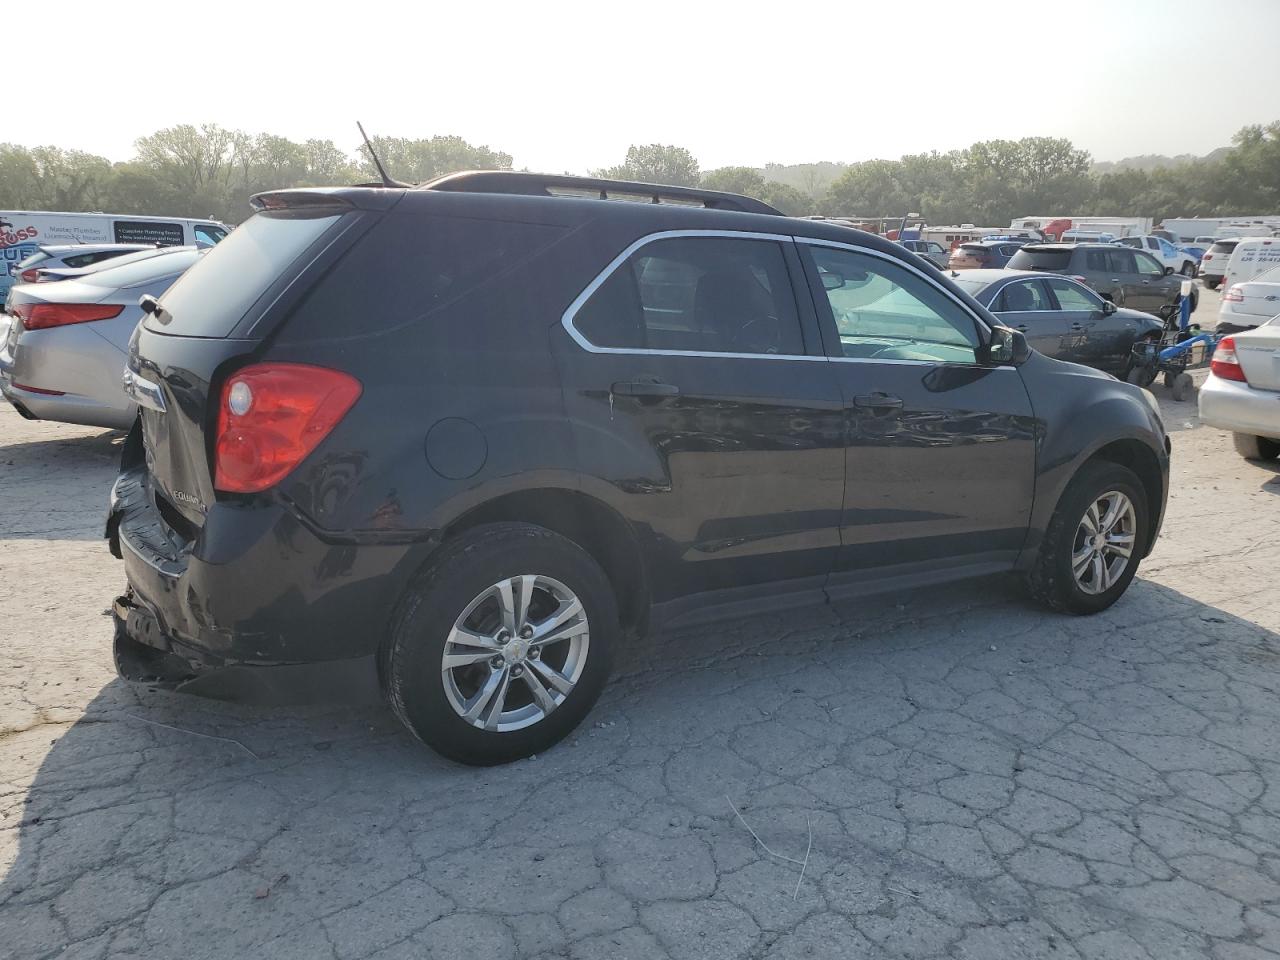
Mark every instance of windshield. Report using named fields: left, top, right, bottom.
left=948, top=276, right=992, bottom=298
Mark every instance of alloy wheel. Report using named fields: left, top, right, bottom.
left=1071, top=491, right=1136, bottom=595
left=441, top=575, right=590, bottom=732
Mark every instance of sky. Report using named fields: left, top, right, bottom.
left=19, top=0, right=1280, bottom=173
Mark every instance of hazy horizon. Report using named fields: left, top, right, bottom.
left=19, top=0, right=1280, bottom=172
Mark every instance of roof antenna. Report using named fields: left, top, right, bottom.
left=357, top=121, right=406, bottom=188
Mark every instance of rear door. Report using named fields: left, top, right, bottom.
left=797, top=240, right=1036, bottom=579
left=555, top=231, right=845, bottom=605
left=990, top=277, right=1073, bottom=359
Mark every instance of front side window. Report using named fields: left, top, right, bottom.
left=805, top=245, right=981, bottom=364
left=194, top=224, right=228, bottom=245
left=1047, top=278, right=1103, bottom=311
left=994, top=280, right=1052, bottom=312
left=1134, top=252, right=1165, bottom=277
left=573, top=236, right=803, bottom=355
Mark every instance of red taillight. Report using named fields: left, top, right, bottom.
left=1071, top=275, right=1088, bottom=284
left=214, top=363, right=362, bottom=494
left=1210, top=336, right=1248, bottom=383
left=14, top=302, right=124, bottom=331
left=1223, top=285, right=1244, bottom=302
left=19, top=268, right=40, bottom=283
left=1202, top=253, right=1213, bottom=261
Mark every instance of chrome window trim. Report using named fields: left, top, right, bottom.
left=559, top=229, right=826, bottom=362
left=559, top=228, right=1017, bottom=372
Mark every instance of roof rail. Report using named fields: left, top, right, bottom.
left=419, top=170, right=782, bottom=216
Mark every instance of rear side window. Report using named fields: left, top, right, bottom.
left=1208, top=240, right=1239, bottom=255
left=1007, top=248, right=1071, bottom=271
left=154, top=211, right=343, bottom=337
left=573, top=236, right=803, bottom=356
left=278, top=213, right=567, bottom=342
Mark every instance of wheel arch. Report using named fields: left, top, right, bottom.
left=442, top=487, right=650, bottom=635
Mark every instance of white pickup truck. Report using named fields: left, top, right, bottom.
left=1115, top=235, right=1199, bottom=277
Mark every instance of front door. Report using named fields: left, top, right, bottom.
left=554, top=232, right=846, bottom=605
left=1044, top=276, right=1130, bottom=371
left=797, top=241, right=1037, bottom=579
left=1130, top=250, right=1173, bottom=313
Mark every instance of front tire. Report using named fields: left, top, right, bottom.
left=1233, top=433, right=1280, bottom=461
left=1027, top=461, right=1149, bottom=614
left=383, top=523, right=618, bottom=765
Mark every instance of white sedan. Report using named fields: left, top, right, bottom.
left=1199, top=316, right=1280, bottom=460
left=1219, top=264, right=1280, bottom=334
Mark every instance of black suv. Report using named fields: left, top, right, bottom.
left=108, top=173, right=1170, bottom=765
left=1007, top=242, right=1197, bottom=318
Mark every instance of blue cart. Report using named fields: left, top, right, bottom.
left=1126, top=291, right=1218, bottom=402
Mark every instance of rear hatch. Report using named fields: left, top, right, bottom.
left=1234, top=321, right=1280, bottom=392
left=1201, top=240, right=1238, bottom=275
left=126, top=195, right=374, bottom=530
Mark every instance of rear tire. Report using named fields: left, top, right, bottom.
left=1026, top=461, right=1149, bottom=615
left=1233, top=433, right=1280, bottom=461
left=1203, top=278, right=1220, bottom=291
left=382, top=523, right=618, bottom=765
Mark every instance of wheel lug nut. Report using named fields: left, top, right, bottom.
left=490, top=656, right=503, bottom=669
left=512, top=665, right=523, bottom=677
left=519, top=626, right=533, bottom=639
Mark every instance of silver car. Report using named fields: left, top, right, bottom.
left=8, top=243, right=153, bottom=284
left=0, top=247, right=202, bottom=429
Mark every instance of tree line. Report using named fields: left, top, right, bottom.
left=2, top=121, right=1276, bottom=226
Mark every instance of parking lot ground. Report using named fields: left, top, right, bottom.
left=2, top=353, right=1279, bottom=959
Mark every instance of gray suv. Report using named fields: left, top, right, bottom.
left=1008, top=243, right=1197, bottom=317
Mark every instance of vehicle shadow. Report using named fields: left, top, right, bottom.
left=0, top=423, right=123, bottom=541
left=3, top=577, right=1279, bottom=958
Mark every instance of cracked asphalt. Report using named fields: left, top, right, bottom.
left=3, top=357, right=1280, bottom=958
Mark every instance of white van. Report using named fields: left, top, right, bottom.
left=1222, top=237, right=1280, bottom=291
left=1, top=210, right=229, bottom=303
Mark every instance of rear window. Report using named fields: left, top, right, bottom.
left=151, top=211, right=343, bottom=337
left=1208, top=240, right=1239, bottom=255
left=276, top=212, right=567, bottom=342
left=1007, top=248, right=1071, bottom=271
left=85, top=249, right=200, bottom=288
left=957, top=244, right=989, bottom=256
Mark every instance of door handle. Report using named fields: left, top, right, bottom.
left=1070, top=322, right=1089, bottom=331
left=1014, top=324, right=1029, bottom=332
left=612, top=380, right=679, bottom=398
left=853, top=392, right=903, bottom=409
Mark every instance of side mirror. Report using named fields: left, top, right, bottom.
left=1102, top=299, right=1117, bottom=315
left=820, top=271, right=845, bottom=291
left=985, top=325, right=1030, bottom=366
left=1164, top=266, right=1176, bottom=276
